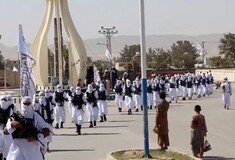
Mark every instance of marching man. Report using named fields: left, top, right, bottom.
left=147, top=80, right=154, bottom=109
left=133, top=80, right=141, bottom=112
left=169, top=77, right=177, bottom=103
left=71, top=87, right=86, bottom=135
left=6, top=96, right=50, bottom=160
left=97, top=84, right=109, bottom=122
left=113, top=80, right=123, bottom=112
left=53, top=84, right=67, bottom=129
left=85, top=84, right=99, bottom=128
left=221, top=76, right=232, bottom=110
left=123, top=79, right=134, bottom=115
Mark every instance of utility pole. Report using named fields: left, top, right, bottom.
left=202, top=41, right=206, bottom=67
left=98, top=26, right=118, bottom=89
left=139, top=0, right=151, bottom=158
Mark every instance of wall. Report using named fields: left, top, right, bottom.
left=196, top=68, right=235, bottom=82
left=0, top=70, right=20, bottom=87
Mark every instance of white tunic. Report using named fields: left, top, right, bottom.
left=6, top=112, right=49, bottom=160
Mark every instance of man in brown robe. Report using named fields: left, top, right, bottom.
left=191, top=105, right=208, bottom=158
left=155, top=91, right=170, bottom=150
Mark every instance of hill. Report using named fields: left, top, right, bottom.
left=0, top=33, right=223, bottom=60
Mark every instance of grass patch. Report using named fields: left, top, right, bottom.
left=111, top=149, right=195, bottom=160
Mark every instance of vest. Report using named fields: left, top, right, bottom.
left=187, top=80, right=193, bottom=88
left=134, top=86, right=141, bottom=95
left=125, top=85, right=133, bottom=97
left=55, top=91, right=64, bottom=103
left=72, top=94, right=84, bottom=109
left=153, top=84, right=160, bottom=92
left=170, top=83, right=176, bottom=88
left=180, top=80, right=186, bottom=87
left=98, top=90, right=107, bottom=100
left=86, top=91, right=96, bottom=103
left=0, top=105, right=14, bottom=126
left=115, top=85, right=122, bottom=94
left=147, top=85, right=153, bottom=93
left=11, top=113, right=39, bottom=140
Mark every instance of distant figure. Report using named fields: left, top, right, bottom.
left=221, top=76, right=232, bottom=109
left=76, top=78, right=82, bottom=87
left=155, top=92, right=170, bottom=150
left=190, top=105, right=208, bottom=158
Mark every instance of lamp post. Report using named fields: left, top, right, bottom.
left=139, top=0, right=151, bottom=158
left=4, top=59, right=9, bottom=91
left=98, top=26, right=118, bottom=89
left=202, top=41, right=206, bottom=67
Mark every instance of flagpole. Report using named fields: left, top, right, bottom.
left=4, top=60, right=7, bottom=91
left=139, top=0, right=151, bottom=158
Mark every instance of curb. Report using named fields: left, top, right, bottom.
left=106, top=149, right=201, bottom=160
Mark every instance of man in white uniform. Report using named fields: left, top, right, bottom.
left=221, top=76, right=232, bottom=110
left=53, top=84, right=67, bottom=129
left=71, top=87, right=86, bottom=135
left=6, top=96, right=50, bottom=160
left=97, top=84, right=109, bottom=122
left=0, top=95, right=16, bottom=159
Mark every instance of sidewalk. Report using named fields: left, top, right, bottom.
left=46, top=88, right=235, bottom=160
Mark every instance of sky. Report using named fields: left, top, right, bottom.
left=0, top=0, right=235, bottom=46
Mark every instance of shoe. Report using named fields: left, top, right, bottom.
left=141, top=106, right=143, bottom=111
left=76, top=125, right=81, bottom=135
left=135, top=108, right=139, bottom=112
left=169, top=101, right=172, bottom=103
left=55, top=123, right=59, bottom=129
left=60, top=122, right=64, bottom=128
left=118, top=108, right=122, bottom=112
left=197, top=95, right=201, bottom=98
left=182, top=97, right=186, bottom=100
left=203, top=94, right=205, bottom=97
left=94, top=121, right=97, bottom=127
left=100, top=116, right=104, bottom=122
left=150, top=105, right=152, bottom=110
left=89, top=121, right=93, bottom=128
left=103, top=115, right=107, bottom=121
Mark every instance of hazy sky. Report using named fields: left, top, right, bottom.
left=0, top=0, right=235, bottom=46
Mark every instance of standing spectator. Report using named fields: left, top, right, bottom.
left=190, top=105, right=208, bottom=158
left=155, top=92, right=170, bottom=150
left=221, top=76, right=232, bottom=109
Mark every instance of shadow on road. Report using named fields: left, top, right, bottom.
left=82, top=132, right=120, bottom=136
left=53, top=134, right=79, bottom=136
left=202, top=156, right=235, bottom=160
left=96, top=125, right=128, bottom=128
left=108, top=120, right=135, bottom=122
left=49, top=149, right=95, bottom=152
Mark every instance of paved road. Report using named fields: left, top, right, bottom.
left=46, top=87, right=235, bottom=160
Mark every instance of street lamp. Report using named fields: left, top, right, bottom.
left=98, top=26, right=118, bottom=89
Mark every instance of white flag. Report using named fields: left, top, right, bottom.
left=195, top=41, right=207, bottom=56
left=93, top=65, right=101, bottom=83
left=18, top=24, right=36, bottom=99
left=105, top=49, right=114, bottom=63
left=13, top=66, right=18, bottom=72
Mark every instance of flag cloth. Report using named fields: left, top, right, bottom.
left=195, top=41, right=207, bottom=56
left=105, top=49, right=114, bottom=64
left=93, top=65, right=101, bottom=83
left=18, top=24, right=36, bottom=99
left=13, top=66, right=18, bottom=72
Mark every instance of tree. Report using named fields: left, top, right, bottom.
left=119, top=44, right=140, bottom=62
left=48, top=48, right=54, bottom=77
left=150, top=48, right=171, bottom=70
left=218, top=33, right=235, bottom=67
left=171, top=40, right=199, bottom=68
left=93, top=60, right=109, bottom=72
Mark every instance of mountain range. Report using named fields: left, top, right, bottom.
left=0, top=33, right=224, bottom=60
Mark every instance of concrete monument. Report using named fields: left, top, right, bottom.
left=31, top=0, right=87, bottom=88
